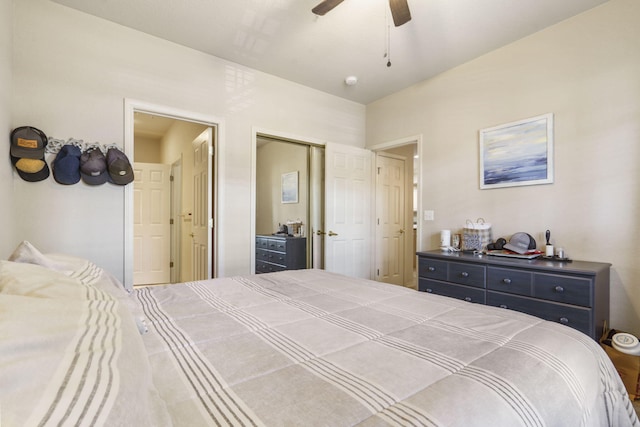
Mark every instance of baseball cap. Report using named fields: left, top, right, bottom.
left=504, top=232, right=537, bottom=254
left=10, top=154, right=50, bottom=182
left=10, top=126, right=48, bottom=159
left=10, top=126, right=50, bottom=182
left=53, top=144, right=82, bottom=185
left=80, top=147, right=108, bottom=185
left=106, top=147, right=134, bottom=185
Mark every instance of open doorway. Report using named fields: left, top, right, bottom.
left=127, top=109, right=216, bottom=286
left=372, top=137, right=420, bottom=289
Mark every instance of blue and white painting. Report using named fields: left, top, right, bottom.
left=479, top=114, right=554, bottom=189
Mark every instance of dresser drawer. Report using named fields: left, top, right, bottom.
left=449, top=262, right=486, bottom=288
left=534, top=273, right=592, bottom=307
left=419, top=279, right=486, bottom=304
left=256, top=237, right=287, bottom=252
left=487, top=291, right=591, bottom=336
left=255, top=260, right=286, bottom=273
left=418, top=258, right=448, bottom=281
left=487, top=267, right=532, bottom=296
left=256, top=237, right=270, bottom=250
left=256, top=248, right=287, bottom=266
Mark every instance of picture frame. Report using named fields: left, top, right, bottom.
left=479, top=113, right=554, bottom=189
left=281, top=171, right=299, bottom=203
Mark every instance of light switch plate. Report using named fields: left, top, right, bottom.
left=424, top=210, right=434, bottom=221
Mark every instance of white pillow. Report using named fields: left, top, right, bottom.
left=0, top=261, right=87, bottom=299
left=8, top=241, right=129, bottom=297
left=8, top=240, right=72, bottom=274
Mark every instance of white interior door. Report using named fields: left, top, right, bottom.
left=375, top=154, right=405, bottom=286
left=324, top=142, right=373, bottom=279
left=191, top=128, right=212, bottom=281
left=133, top=162, right=171, bottom=285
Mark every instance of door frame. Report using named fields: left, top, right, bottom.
left=370, top=134, right=424, bottom=276
left=250, top=127, right=326, bottom=272
left=170, top=157, right=183, bottom=283
left=123, top=99, right=224, bottom=289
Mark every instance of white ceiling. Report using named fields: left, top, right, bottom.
left=51, top=0, right=608, bottom=104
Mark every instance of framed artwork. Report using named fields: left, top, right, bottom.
left=479, top=113, right=554, bottom=189
left=281, top=171, right=298, bottom=203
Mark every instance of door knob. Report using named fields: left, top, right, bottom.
left=328, top=230, right=338, bottom=236
left=316, top=230, right=326, bottom=235
left=189, top=232, right=195, bottom=238
left=398, top=229, right=405, bottom=234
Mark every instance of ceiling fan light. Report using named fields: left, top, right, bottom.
left=345, top=76, right=358, bottom=86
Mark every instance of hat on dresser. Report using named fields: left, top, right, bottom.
left=80, top=147, right=108, bottom=185
left=503, top=232, right=537, bottom=254
left=10, top=126, right=50, bottom=182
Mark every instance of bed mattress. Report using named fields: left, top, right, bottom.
left=1, top=244, right=637, bottom=427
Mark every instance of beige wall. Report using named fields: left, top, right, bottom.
left=10, top=0, right=365, bottom=280
left=133, top=136, right=162, bottom=163
left=367, top=0, right=640, bottom=334
left=0, top=0, right=14, bottom=258
left=256, top=141, right=308, bottom=235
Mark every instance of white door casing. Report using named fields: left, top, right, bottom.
left=191, top=128, right=213, bottom=281
left=324, top=142, right=373, bottom=279
left=375, top=154, right=405, bottom=286
left=133, top=162, right=171, bottom=285
left=170, top=158, right=182, bottom=283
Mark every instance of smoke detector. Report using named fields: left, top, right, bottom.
left=344, top=76, right=358, bottom=86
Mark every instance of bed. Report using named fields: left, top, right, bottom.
left=1, top=241, right=638, bottom=427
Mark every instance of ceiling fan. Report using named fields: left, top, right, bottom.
left=312, top=0, right=411, bottom=27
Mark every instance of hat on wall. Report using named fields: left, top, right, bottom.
left=80, top=147, right=108, bottom=185
left=53, top=144, right=82, bottom=185
left=106, top=147, right=134, bottom=185
left=10, top=126, right=48, bottom=159
left=10, top=126, right=50, bottom=182
left=10, top=154, right=50, bottom=182
left=504, top=232, right=537, bottom=254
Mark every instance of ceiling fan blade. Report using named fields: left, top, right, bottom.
left=312, top=0, right=345, bottom=16
left=389, top=0, right=411, bottom=26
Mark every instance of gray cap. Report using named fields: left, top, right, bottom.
left=504, top=232, right=537, bottom=254
left=10, top=126, right=48, bottom=159
left=80, top=147, right=108, bottom=185
left=106, top=147, right=134, bottom=185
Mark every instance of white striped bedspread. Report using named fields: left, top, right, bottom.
left=135, top=269, right=639, bottom=427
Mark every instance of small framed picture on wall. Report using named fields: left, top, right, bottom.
left=281, top=171, right=298, bottom=203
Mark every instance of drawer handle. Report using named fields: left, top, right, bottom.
left=554, top=286, right=565, bottom=293
left=464, top=297, right=472, bottom=302
left=460, top=272, right=469, bottom=278
left=502, top=278, right=511, bottom=285
left=426, top=288, right=433, bottom=293
left=499, top=304, right=508, bottom=309
left=428, top=266, right=436, bottom=272
left=559, top=317, right=569, bottom=324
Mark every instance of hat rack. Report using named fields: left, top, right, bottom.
left=45, top=137, right=123, bottom=155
